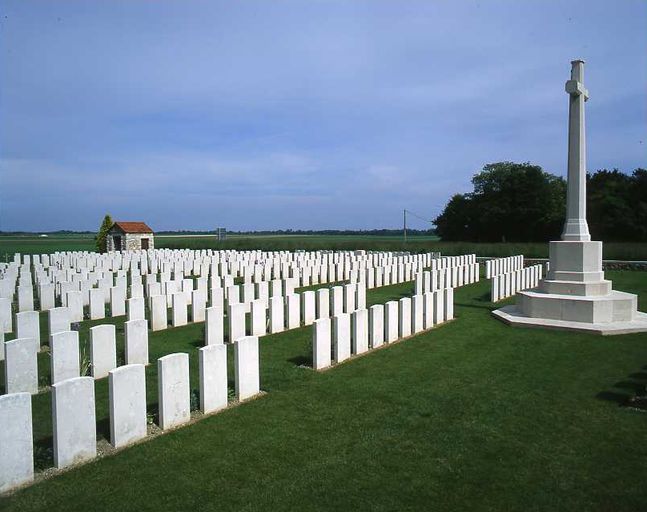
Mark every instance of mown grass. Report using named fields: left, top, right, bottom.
left=1, top=271, right=647, bottom=511
left=2, top=234, right=647, bottom=260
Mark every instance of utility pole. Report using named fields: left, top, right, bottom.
left=403, top=209, right=407, bottom=244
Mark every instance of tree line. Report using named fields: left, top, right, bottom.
left=434, top=162, right=647, bottom=242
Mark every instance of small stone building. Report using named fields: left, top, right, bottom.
left=107, top=221, right=155, bottom=252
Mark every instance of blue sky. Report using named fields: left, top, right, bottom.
left=1, top=0, right=645, bottom=231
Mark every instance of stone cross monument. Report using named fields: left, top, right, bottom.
left=493, top=60, right=647, bottom=335
left=562, top=60, right=590, bottom=242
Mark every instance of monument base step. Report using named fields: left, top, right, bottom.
left=518, top=289, right=637, bottom=324
left=539, top=279, right=612, bottom=296
left=492, top=306, right=647, bottom=336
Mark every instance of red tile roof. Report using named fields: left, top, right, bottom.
left=111, top=221, right=154, bottom=234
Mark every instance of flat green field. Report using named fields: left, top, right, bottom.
left=1, top=234, right=647, bottom=260
left=1, top=271, right=647, bottom=511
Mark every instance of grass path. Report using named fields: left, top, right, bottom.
left=1, top=271, right=647, bottom=511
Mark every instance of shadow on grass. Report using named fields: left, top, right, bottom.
left=288, top=354, right=312, bottom=367
left=597, top=365, right=647, bottom=408
left=455, top=301, right=497, bottom=311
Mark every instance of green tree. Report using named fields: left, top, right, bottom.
left=95, top=214, right=113, bottom=253
left=587, top=168, right=647, bottom=242
left=434, top=162, right=566, bottom=242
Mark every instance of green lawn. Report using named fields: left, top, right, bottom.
left=1, top=271, right=647, bottom=511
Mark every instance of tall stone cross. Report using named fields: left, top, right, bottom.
left=562, top=59, right=591, bottom=242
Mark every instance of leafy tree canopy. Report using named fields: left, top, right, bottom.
left=95, top=214, right=113, bottom=253
left=434, top=162, right=646, bottom=243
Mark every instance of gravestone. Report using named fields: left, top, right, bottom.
left=110, top=286, right=126, bottom=317
left=398, top=297, right=412, bottom=338
left=205, top=305, right=224, bottom=345
left=269, top=296, right=285, bottom=334
left=16, top=311, right=40, bottom=347
left=89, top=324, right=117, bottom=379
left=198, top=344, right=228, bottom=414
left=48, top=307, right=70, bottom=339
left=66, top=291, right=83, bottom=323
left=234, top=335, right=260, bottom=401
left=52, top=376, right=96, bottom=469
left=250, top=299, right=267, bottom=336
left=172, top=293, right=188, bottom=327
left=108, top=364, right=147, bottom=448
left=411, top=295, right=424, bottom=333
left=369, top=304, right=384, bottom=348
left=124, top=319, right=149, bottom=365
left=333, top=313, right=351, bottom=363
left=150, top=295, right=167, bottom=331
left=315, top=289, right=330, bottom=319
left=0, top=298, right=12, bottom=333
left=4, top=338, right=39, bottom=394
left=313, top=318, right=332, bottom=370
left=285, top=294, right=300, bottom=329
left=228, top=303, right=246, bottom=343
left=0, top=392, right=34, bottom=493
left=157, top=353, right=190, bottom=430
left=351, top=309, right=369, bottom=355
left=384, top=301, right=399, bottom=342
left=51, top=331, right=80, bottom=385
left=89, top=288, right=105, bottom=320
left=127, top=297, right=145, bottom=322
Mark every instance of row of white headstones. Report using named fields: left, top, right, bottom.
left=2, top=259, right=479, bottom=394
left=486, top=255, right=550, bottom=302
left=0, top=250, right=458, bottom=328
left=0, top=249, right=446, bottom=315
left=0, top=251, right=478, bottom=494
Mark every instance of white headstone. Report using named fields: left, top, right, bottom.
left=124, top=319, right=149, bottom=365
left=52, top=376, right=96, bottom=469
left=4, top=338, right=39, bottom=394
left=411, top=295, right=424, bottom=334
left=423, top=292, right=434, bottom=330
left=157, top=353, right=190, bottom=430
left=228, top=303, right=247, bottom=343
left=301, top=291, right=316, bottom=326
left=39, top=283, right=55, bottom=311
left=110, top=286, right=126, bottom=317
left=315, top=288, right=330, bottom=319
left=333, top=313, right=351, bottom=363
left=198, top=344, right=228, bottom=414
left=269, top=296, right=285, bottom=334
left=443, top=287, right=454, bottom=321
left=89, top=288, right=105, bottom=320
left=16, top=311, right=40, bottom=347
left=127, top=297, right=145, bottom=322
left=369, top=304, right=384, bottom=348
left=108, top=364, right=147, bottom=448
left=351, top=309, right=369, bottom=355
left=398, top=297, right=412, bottom=338
left=17, top=285, right=34, bottom=313
left=285, top=294, right=300, bottom=330
left=172, top=293, right=188, bottom=327
left=66, top=290, right=83, bottom=323
left=0, top=392, right=34, bottom=493
left=313, top=317, right=332, bottom=370
left=89, top=324, right=117, bottom=379
left=191, top=290, right=207, bottom=323
left=48, top=307, right=70, bottom=339
left=150, top=295, right=167, bottom=331
left=384, top=301, right=399, bottom=342
left=50, top=331, right=80, bottom=385
left=250, top=299, right=267, bottom=337
left=234, top=335, right=260, bottom=401
left=205, top=305, right=224, bottom=345
left=0, top=298, right=12, bottom=333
